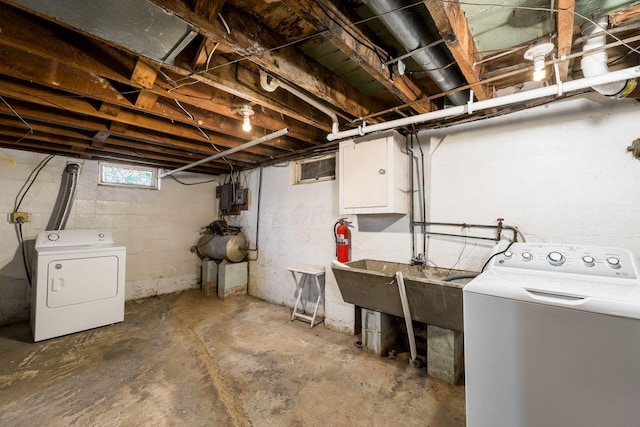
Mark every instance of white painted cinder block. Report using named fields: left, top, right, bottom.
left=0, top=150, right=216, bottom=325
left=235, top=94, right=640, bottom=336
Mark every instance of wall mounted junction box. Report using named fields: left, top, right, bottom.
left=10, top=212, right=29, bottom=223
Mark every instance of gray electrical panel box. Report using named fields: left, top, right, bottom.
left=235, top=188, right=247, bottom=205
left=217, top=183, right=234, bottom=211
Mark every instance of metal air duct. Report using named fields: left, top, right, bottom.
left=47, top=163, right=80, bottom=231
left=363, top=0, right=469, bottom=106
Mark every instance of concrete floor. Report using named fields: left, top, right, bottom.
left=0, top=290, right=465, bottom=426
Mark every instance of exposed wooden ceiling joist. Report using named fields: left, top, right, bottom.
left=423, top=0, right=493, bottom=101
left=556, top=0, right=576, bottom=81
left=0, top=0, right=637, bottom=175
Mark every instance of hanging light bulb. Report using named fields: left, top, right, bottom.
left=242, top=115, right=251, bottom=132
left=239, top=105, right=254, bottom=132
left=533, top=56, right=547, bottom=81
left=524, top=42, right=554, bottom=82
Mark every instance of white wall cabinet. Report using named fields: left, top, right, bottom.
left=339, top=130, right=408, bottom=214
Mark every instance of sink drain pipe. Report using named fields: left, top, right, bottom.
left=396, top=271, right=419, bottom=366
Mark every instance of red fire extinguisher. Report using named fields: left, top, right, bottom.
left=334, top=218, right=352, bottom=263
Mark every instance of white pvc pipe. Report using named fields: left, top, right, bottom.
left=327, top=65, right=640, bottom=141
left=159, top=128, right=289, bottom=178
left=396, top=271, right=417, bottom=363
left=581, top=17, right=627, bottom=96
left=259, top=70, right=340, bottom=134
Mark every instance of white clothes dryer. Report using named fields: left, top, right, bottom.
left=31, top=229, right=126, bottom=341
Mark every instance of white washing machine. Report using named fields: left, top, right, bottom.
left=464, top=242, right=640, bottom=427
left=31, top=229, right=126, bottom=342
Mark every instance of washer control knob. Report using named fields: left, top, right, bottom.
left=547, top=251, right=565, bottom=266
left=503, top=250, right=513, bottom=259
left=47, top=233, right=60, bottom=241
left=606, top=257, right=621, bottom=269
left=522, top=252, right=533, bottom=262
left=582, top=256, right=596, bottom=267
left=98, top=232, right=105, bottom=239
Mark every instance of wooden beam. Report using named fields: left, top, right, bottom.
left=131, top=59, right=158, bottom=89
left=0, top=3, right=136, bottom=84
left=110, top=122, right=129, bottom=134
left=147, top=0, right=384, bottom=118
left=0, top=4, right=327, bottom=142
left=0, top=87, right=277, bottom=161
left=0, top=102, right=263, bottom=163
left=423, top=0, right=493, bottom=101
left=135, top=90, right=159, bottom=110
left=157, top=68, right=325, bottom=143
left=173, top=56, right=333, bottom=133
left=556, top=0, right=575, bottom=81
left=0, top=118, right=244, bottom=168
left=193, top=38, right=219, bottom=69
left=99, top=103, right=121, bottom=117
left=282, top=0, right=434, bottom=113
left=0, top=47, right=295, bottom=153
left=609, top=3, right=640, bottom=27
left=193, top=0, right=226, bottom=23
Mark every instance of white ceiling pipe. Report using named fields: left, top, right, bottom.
left=327, top=65, right=640, bottom=141
left=581, top=17, right=629, bottom=97
left=159, top=128, right=289, bottom=178
left=259, top=70, right=340, bottom=134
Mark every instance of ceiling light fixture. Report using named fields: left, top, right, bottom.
left=524, top=42, right=554, bottom=82
left=239, top=105, right=254, bottom=132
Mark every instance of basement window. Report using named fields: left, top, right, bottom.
left=293, top=154, right=336, bottom=184
left=98, top=162, right=159, bottom=189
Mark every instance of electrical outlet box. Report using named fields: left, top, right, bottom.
left=11, top=212, right=29, bottom=223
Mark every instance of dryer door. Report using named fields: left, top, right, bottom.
left=47, top=255, right=120, bottom=307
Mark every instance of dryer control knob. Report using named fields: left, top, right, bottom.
left=606, top=257, right=621, bottom=269
left=47, top=232, right=60, bottom=241
left=547, top=251, right=565, bottom=266
left=582, top=256, right=595, bottom=267
left=522, top=252, right=533, bottom=262
left=504, top=250, right=513, bottom=259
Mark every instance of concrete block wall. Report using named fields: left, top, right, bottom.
left=235, top=94, right=640, bottom=335
left=422, top=94, right=640, bottom=271
left=234, top=166, right=412, bottom=334
left=0, top=149, right=217, bottom=325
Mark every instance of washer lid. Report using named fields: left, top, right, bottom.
left=465, top=269, right=640, bottom=319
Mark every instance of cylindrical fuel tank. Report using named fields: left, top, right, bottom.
left=195, top=233, right=247, bottom=262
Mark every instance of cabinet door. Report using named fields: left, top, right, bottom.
left=342, top=137, right=388, bottom=209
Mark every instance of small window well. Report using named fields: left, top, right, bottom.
left=99, top=162, right=159, bottom=189
left=293, top=154, right=336, bottom=184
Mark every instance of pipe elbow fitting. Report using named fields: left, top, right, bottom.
left=259, top=70, right=279, bottom=92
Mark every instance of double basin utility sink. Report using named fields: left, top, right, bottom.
left=332, top=259, right=478, bottom=332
